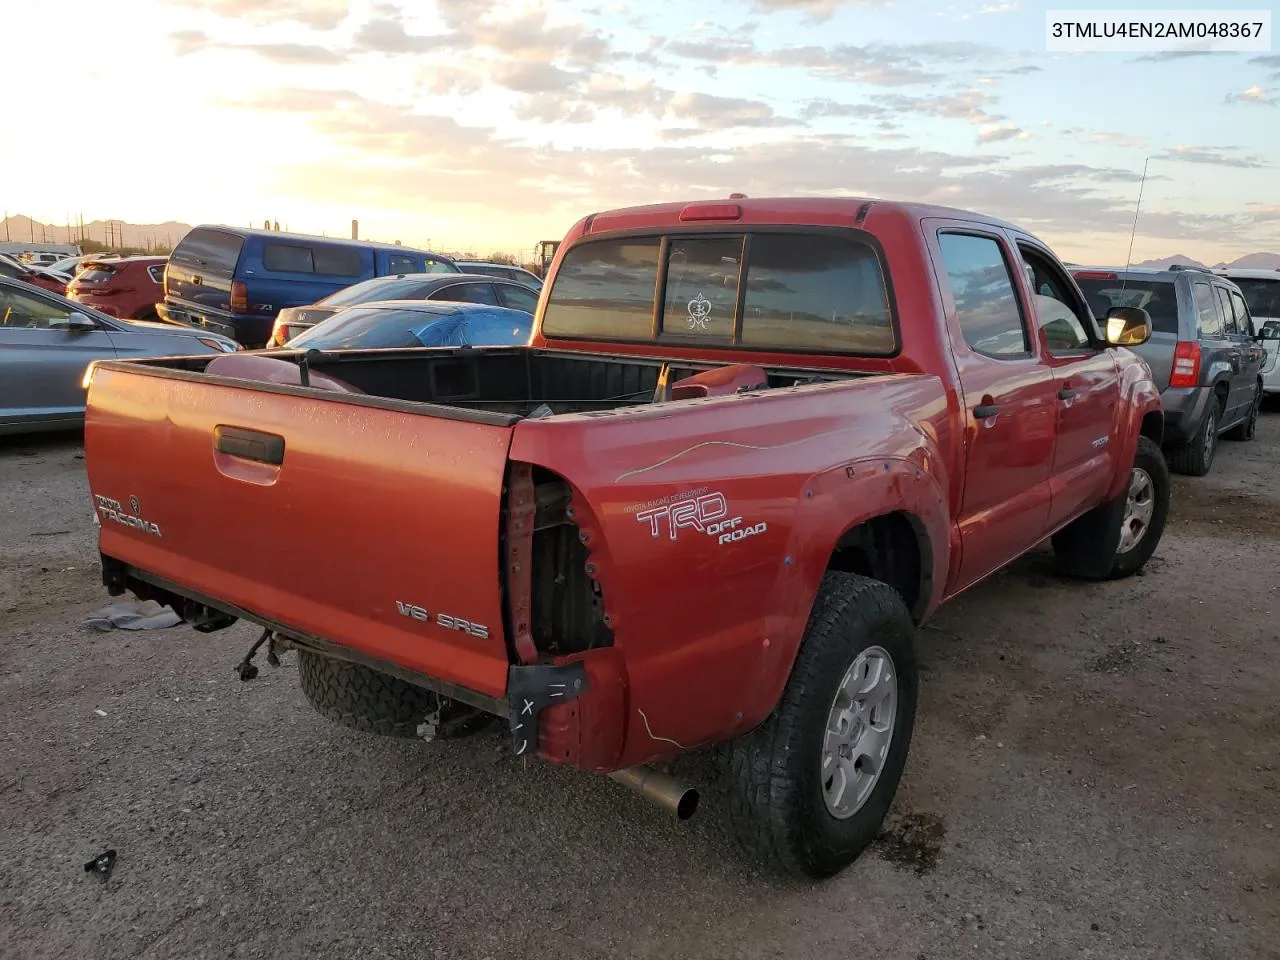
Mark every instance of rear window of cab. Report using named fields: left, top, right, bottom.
left=540, top=232, right=896, bottom=355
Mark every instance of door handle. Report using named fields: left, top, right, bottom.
left=1058, top=387, right=1077, bottom=400
left=973, top=403, right=1000, bottom=419
left=214, top=425, right=285, bottom=465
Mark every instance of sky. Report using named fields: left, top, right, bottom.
left=3, top=0, right=1278, bottom=263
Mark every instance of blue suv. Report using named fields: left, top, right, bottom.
left=157, top=226, right=458, bottom=347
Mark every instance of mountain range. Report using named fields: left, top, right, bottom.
left=1130, top=253, right=1280, bottom=271
left=1, top=215, right=194, bottom=251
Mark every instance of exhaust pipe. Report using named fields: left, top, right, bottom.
left=608, top=766, right=699, bottom=820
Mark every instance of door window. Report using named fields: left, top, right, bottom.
left=938, top=233, right=1029, bottom=358
left=1192, top=282, right=1224, bottom=338
left=1229, top=291, right=1254, bottom=337
left=388, top=254, right=418, bottom=273
left=0, top=288, right=74, bottom=328
left=1018, top=244, right=1094, bottom=354
left=497, top=284, right=539, bottom=314
left=436, top=282, right=500, bottom=306
left=1214, top=287, right=1238, bottom=335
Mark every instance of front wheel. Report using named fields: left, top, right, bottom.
left=727, top=572, right=918, bottom=878
left=1052, top=435, right=1170, bottom=580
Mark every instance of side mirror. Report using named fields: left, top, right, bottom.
left=1258, top=321, right=1280, bottom=341
left=51, top=312, right=98, bottom=332
left=1105, top=306, right=1152, bottom=346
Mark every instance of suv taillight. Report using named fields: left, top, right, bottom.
left=1170, top=341, right=1200, bottom=388
left=230, top=280, right=248, bottom=313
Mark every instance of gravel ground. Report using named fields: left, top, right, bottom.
left=1, top=413, right=1278, bottom=960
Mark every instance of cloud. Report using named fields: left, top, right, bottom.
left=1133, top=50, right=1217, bottom=63
left=664, top=39, right=997, bottom=86
left=158, top=0, right=350, bottom=30
left=979, top=2, right=1018, bottom=13
left=800, top=99, right=890, bottom=119
left=666, top=92, right=799, bottom=130
left=168, top=30, right=345, bottom=65
left=1225, top=85, right=1277, bottom=106
left=977, top=124, right=1025, bottom=142
left=751, top=0, right=887, bottom=19
left=1156, top=145, right=1270, bottom=168
left=245, top=89, right=1233, bottom=250
left=1085, top=133, right=1146, bottom=150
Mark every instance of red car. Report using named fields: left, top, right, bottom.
left=0, top=255, right=69, bottom=294
left=67, top=256, right=167, bottom=321
left=83, top=195, right=1167, bottom=877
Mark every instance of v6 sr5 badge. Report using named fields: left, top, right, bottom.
left=634, top=490, right=768, bottom=546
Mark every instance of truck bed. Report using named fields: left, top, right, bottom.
left=121, top=346, right=860, bottom=422
left=84, top=346, right=884, bottom=708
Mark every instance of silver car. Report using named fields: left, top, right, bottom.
left=0, top=277, right=239, bottom=436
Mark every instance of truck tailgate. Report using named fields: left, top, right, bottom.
left=85, top=365, right=514, bottom=699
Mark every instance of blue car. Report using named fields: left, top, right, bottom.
left=157, top=226, right=458, bottom=348
left=281, top=300, right=533, bottom=351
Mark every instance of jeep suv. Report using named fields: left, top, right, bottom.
left=1215, top=268, right=1280, bottom=398
left=1072, top=264, right=1264, bottom=476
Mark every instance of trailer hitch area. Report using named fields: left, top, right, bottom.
left=506, top=661, right=589, bottom=757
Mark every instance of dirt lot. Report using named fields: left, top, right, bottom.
left=2, top=415, right=1278, bottom=960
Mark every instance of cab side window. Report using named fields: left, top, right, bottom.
left=937, top=232, right=1029, bottom=358
left=1017, top=244, right=1094, bottom=354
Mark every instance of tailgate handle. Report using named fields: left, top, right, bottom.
left=215, top=426, right=285, bottom=465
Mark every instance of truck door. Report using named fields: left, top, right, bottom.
left=1016, top=242, right=1120, bottom=530
left=929, top=226, right=1057, bottom=592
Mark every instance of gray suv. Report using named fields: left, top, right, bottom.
left=1071, top=265, right=1265, bottom=476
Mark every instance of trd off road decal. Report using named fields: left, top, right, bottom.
left=634, top=490, right=767, bottom=546
left=93, top=494, right=162, bottom=537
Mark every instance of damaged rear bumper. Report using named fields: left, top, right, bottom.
left=100, top=555, right=621, bottom=766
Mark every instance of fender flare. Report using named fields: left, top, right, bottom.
left=737, top=453, right=951, bottom=730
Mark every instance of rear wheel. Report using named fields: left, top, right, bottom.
left=1167, top=399, right=1219, bottom=477
left=1052, top=435, right=1170, bottom=580
left=727, top=572, right=918, bottom=878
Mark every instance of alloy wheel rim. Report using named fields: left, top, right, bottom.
left=1203, top=410, right=1217, bottom=462
left=821, top=645, right=897, bottom=819
left=1118, top=467, right=1155, bottom=555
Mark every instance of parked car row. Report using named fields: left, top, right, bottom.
left=266, top=272, right=541, bottom=345
left=1071, top=263, right=1275, bottom=477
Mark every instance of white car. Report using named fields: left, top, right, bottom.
left=1216, top=268, right=1280, bottom=395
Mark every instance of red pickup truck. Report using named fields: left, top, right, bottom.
left=83, top=197, right=1168, bottom=877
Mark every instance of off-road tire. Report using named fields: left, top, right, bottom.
left=1224, top=389, right=1261, bottom=441
left=297, top=650, right=438, bottom=738
left=1052, top=435, right=1170, bottom=581
left=1167, top=399, right=1219, bottom=476
left=727, top=572, right=918, bottom=879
